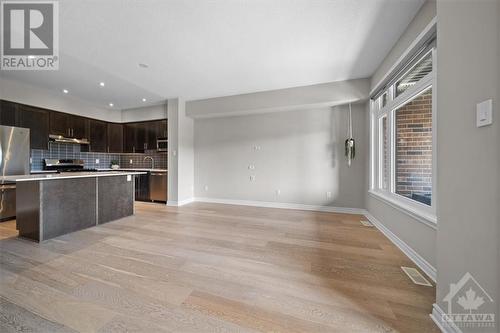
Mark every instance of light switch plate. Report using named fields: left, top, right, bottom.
left=477, top=99, right=493, bottom=127
left=127, top=175, right=132, bottom=182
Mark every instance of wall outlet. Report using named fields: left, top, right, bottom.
left=253, top=145, right=261, bottom=151
left=204, top=185, right=209, bottom=192
left=95, top=159, right=100, bottom=164
left=276, top=189, right=281, bottom=196
left=250, top=175, right=256, bottom=182
left=129, top=159, right=133, bottom=164
left=248, top=164, right=255, bottom=170
left=326, top=191, right=332, bottom=199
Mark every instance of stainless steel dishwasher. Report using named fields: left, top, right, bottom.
left=149, top=171, right=167, bottom=202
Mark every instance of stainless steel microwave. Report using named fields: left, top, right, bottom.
left=157, top=138, right=168, bottom=152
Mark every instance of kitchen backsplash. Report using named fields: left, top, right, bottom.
left=31, top=142, right=167, bottom=171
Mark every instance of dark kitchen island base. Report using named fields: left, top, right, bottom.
left=15, top=174, right=137, bottom=242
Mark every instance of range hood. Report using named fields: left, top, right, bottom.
left=49, top=134, right=90, bottom=145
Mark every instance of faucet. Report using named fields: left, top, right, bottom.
left=144, top=156, right=154, bottom=169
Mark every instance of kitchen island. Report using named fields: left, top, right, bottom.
left=1, top=171, right=145, bottom=242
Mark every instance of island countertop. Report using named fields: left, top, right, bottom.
left=1, top=171, right=146, bottom=182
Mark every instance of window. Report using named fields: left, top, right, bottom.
left=395, top=87, right=432, bottom=205
left=370, top=45, right=436, bottom=219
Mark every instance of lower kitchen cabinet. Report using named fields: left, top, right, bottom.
left=134, top=172, right=150, bottom=201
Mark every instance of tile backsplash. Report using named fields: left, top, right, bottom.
left=31, top=142, right=167, bottom=171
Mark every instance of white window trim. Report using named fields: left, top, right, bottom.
left=369, top=48, right=437, bottom=229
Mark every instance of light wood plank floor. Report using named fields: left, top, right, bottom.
left=0, top=202, right=438, bottom=332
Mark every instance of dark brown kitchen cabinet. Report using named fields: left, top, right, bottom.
left=17, top=105, right=50, bottom=150
left=71, top=115, right=88, bottom=139
left=123, top=123, right=136, bottom=153
left=134, top=123, right=147, bottom=153
left=107, top=123, right=123, bottom=153
left=88, top=120, right=107, bottom=152
left=0, top=100, right=18, bottom=126
left=49, top=112, right=70, bottom=136
left=157, top=120, right=167, bottom=138
left=50, top=112, right=88, bottom=139
left=135, top=172, right=150, bottom=201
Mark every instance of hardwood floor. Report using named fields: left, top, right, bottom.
left=0, top=202, right=438, bottom=332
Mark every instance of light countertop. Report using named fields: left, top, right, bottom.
left=2, top=171, right=147, bottom=182
left=97, top=168, right=168, bottom=172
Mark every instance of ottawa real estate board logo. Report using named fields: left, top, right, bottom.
left=442, top=272, right=495, bottom=329
left=1, top=0, right=59, bottom=70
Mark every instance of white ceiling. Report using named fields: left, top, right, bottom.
left=0, top=0, right=424, bottom=110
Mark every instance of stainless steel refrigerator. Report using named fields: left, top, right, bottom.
left=0, top=125, right=30, bottom=221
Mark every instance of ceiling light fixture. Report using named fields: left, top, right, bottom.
left=138, top=63, right=149, bottom=68
left=99, top=82, right=105, bottom=87
left=142, top=98, right=147, bottom=102
left=109, top=103, right=114, bottom=107
left=62, top=89, right=69, bottom=94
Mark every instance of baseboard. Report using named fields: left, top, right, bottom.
left=364, top=211, right=437, bottom=282
left=430, top=303, right=463, bottom=333
left=166, top=197, right=195, bottom=207
left=193, top=197, right=366, bottom=215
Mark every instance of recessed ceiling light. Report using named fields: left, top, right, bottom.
left=99, top=82, right=105, bottom=87
left=62, top=89, right=69, bottom=94
left=138, top=63, right=149, bottom=68
left=142, top=98, right=147, bottom=102
left=109, top=103, right=114, bottom=107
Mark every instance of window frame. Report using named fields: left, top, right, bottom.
left=369, top=47, right=437, bottom=228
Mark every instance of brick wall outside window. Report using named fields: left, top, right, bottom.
left=395, top=88, right=432, bottom=205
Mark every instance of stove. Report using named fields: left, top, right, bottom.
left=43, top=159, right=99, bottom=173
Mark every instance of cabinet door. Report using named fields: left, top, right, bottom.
left=0, top=100, right=18, bottom=126
left=18, top=106, right=50, bottom=150
left=134, top=173, right=150, bottom=201
left=146, top=122, right=158, bottom=150
left=50, top=112, right=70, bottom=136
left=88, top=120, right=107, bottom=152
left=107, top=123, right=123, bottom=153
left=123, top=124, right=136, bottom=153
left=134, top=123, right=146, bottom=153
left=70, top=115, right=88, bottom=139
left=158, top=120, right=167, bottom=138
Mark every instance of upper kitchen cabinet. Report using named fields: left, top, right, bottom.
left=0, top=100, right=18, bottom=126
left=71, top=115, right=89, bottom=139
left=17, top=105, right=50, bottom=150
left=107, top=123, right=123, bottom=153
left=123, top=120, right=166, bottom=153
left=123, top=123, right=136, bottom=153
left=157, top=120, right=167, bottom=138
left=88, top=120, right=107, bottom=152
left=50, top=112, right=89, bottom=139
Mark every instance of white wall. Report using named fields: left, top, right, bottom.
left=435, top=1, right=499, bottom=329
left=167, top=98, right=194, bottom=204
left=121, top=104, right=167, bottom=122
left=0, top=77, right=122, bottom=122
left=366, top=0, right=437, bottom=269
left=187, top=79, right=369, bottom=119
left=194, top=104, right=367, bottom=208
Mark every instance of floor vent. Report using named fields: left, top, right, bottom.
left=401, top=266, right=432, bottom=286
left=360, top=220, right=374, bottom=227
